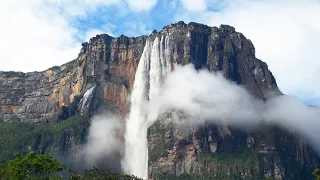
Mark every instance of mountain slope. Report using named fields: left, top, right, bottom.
left=0, top=21, right=319, bottom=179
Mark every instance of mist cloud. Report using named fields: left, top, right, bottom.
left=77, top=114, right=124, bottom=171
left=147, top=64, right=320, bottom=153
left=264, top=96, right=320, bottom=150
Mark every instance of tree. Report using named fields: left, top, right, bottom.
left=7, top=152, right=64, bottom=180
left=0, top=163, right=8, bottom=180
left=68, top=169, right=82, bottom=180
left=314, top=168, right=320, bottom=180
left=68, top=167, right=143, bottom=180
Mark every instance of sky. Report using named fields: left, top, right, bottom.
left=0, top=0, right=319, bottom=105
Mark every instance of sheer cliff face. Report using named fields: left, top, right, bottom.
left=0, top=21, right=278, bottom=122
left=0, top=35, right=146, bottom=122
left=0, top=21, right=318, bottom=179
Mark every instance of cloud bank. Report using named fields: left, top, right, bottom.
left=77, top=114, right=124, bottom=171
left=0, top=0, right=157, bottom=72
left=147, top=64, right=320, bottom=152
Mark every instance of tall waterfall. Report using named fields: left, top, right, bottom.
left=123, top=35, right=171, bottom=179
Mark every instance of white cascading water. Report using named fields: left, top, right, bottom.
left=149, top=37, right=162, bottom=100
left=164, top=35, right=172, bottom=78
left=123, top=35, right=172, bottom=180
left=122, top=40, right=151, bottom=179
left=79, top=85, right=96, bottom=114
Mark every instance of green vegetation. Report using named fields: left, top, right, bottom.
left=0, top=163, right=8, bottom=179
left=197, top=149, right=259, bottom=179
left=314, top=168, right=320, bottom=180
left=156, top=173, right=223, bottom=180
left=148, top=121, right=170, bottom=162
left=6, top=152, right=64, bottom=180
left=157, top=173, right=211, bottom=180
left=148, top=142, right=169, bottom=162
left=69, top=167, right=142, bottom=180
left=0, top=115, right=90, bottom=163
left=0, top=153, right=141, bottom=180
left=198, top=149, right=258, bottom=166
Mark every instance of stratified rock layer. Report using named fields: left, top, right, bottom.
left=0, top=34, right=146, bottom=122
left=0, top=21, right=318, bottom=180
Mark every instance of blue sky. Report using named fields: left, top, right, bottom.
left=71, top=0, right=228, bottom=38
left=72, top=0, right=185, bottom=37
left=0, top=0, right=320, bottom=105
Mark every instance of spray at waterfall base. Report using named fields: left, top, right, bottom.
left=81, top=36, right=320, bottom=179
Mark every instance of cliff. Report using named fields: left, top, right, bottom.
left=0, top=21, right=318, bottom=180
left=0, top=34, right=146, bottom=123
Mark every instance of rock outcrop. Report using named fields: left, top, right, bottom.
left=0, top=34, right=146, bottom=122
left=0, top=21, right=318, bottom=180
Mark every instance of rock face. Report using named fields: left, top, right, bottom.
left=0, top=34, right=146, bottom=122
left=0, top=21, right=319, bottom=179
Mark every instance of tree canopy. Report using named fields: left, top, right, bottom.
left=6, top=152, right=64, bottom=180
left=314, top=168, right=320, bottom=180
left=69, top=168, right=143, bottom=180
left=0, top=152, right=142, bottom=180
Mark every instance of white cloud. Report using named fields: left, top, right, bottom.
left=84, top=29, right=104, bottom=42
left=0, top=0, right=121, bottom=72
left=180, top=0, right=207, bottom=12
left=0, top=1, right=81, bottom=72
left=175, top=0, right=320, bottom=101
left=85, top=23, right=116, bottom=41
left=0, top=0, right=159, bottom=72
left=123, top=22, right=151, bottom=37
left=45, top=0, right=121, bottom=16
left=124, top=0, right=158, bottom=12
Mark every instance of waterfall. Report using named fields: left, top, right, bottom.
left=164, top=36, right=172, bottom=76
left=78, top=85, right=96, bottom=115
left=123, top=35, right=172, bottom=180
left=149, top=37, right=162, bottom=100
left=159, top=36, right=171, bottom=80
left=122, top=40, right=151, bottom=179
